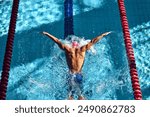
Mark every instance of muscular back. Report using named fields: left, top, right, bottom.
left=42, top=31, right=111, bottom=73
left=65, top=48, right=86, bottom=73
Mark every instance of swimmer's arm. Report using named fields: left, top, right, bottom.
left=80, top=32, right=111, bottom=51
left=42, top=32, right=69, bottom=50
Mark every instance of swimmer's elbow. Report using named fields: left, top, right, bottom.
left=58, top=44, right=64, bottom=50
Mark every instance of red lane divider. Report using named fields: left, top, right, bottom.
left=117, top=0, right=142, bottom=100
left=0, top=0, right=20, bottom=100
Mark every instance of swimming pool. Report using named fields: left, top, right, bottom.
left=0, top=0, right=150, bottom=100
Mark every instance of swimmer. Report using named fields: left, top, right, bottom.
left=42, top=31, right=111, bottom=100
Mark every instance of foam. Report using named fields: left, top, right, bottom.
left=130, top=21, right=150, bottom=89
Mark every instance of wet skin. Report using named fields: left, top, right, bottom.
left=42, top=31, right=111, bottom=73
left=42, top=31, right=111, bottom=100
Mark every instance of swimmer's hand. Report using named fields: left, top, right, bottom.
left=42, top=31, right=48, bottom=35
left=102, top=31, right=112, bottom=36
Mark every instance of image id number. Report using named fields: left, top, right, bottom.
left=78, top=105, right=135, bottom=113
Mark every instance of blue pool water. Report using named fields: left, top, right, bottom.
left=0, top=0, right=150, bottom=100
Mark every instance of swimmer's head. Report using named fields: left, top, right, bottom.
left=72, top=41, right=79, bottom=48
left=65, top=35, right=84, bottom=48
